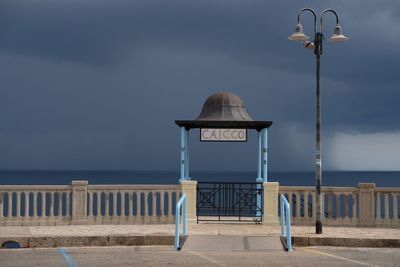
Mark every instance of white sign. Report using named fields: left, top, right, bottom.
left=200, top=128, right=247, bottom=142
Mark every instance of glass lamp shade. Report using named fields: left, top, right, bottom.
left=288, top=23, right=309, bottom=41
left=329, top=25, right=349, bottom=42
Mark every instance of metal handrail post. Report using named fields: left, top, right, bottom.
left=280, top=195, right=292, bottom=252
left=280, top=195, right=285, bottom=237
left=285, top=203, right=292, bottom=251
left=175, top=193, right=187, bottom=251
left=183, top=196, right=187, bottom=237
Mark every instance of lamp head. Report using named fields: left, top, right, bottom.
left=303, top=41, right=315, bottom=50
left=329, top=25, right=349, bottom=42
left=288, top=23, right=309, bottom=41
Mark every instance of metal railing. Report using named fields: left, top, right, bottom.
left=196, top=182, right=263, bottom=222
left=280, top=194, right=292, bottom=252
left=175, top=193, right=187, bottom=251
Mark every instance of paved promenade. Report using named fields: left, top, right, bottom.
left=2, top=246, right=400, bottom=267
left=1, top=224, right=399, bottom=248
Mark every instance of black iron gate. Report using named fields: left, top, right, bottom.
left=196, top=182, right=263, bottom=223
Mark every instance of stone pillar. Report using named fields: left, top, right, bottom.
left=71, top=180, right=88, bottom=225
left=181, top=180, right=197, bottom=223
left=263, top=182, right=279, bottom=225
left=358, top=183, right=375, bottom=226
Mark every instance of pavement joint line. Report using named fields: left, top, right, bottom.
left=189, top=251, right=226, bottom=267
left=298, top=247, right=380, bottom=267
left=58, top=248, right=80, bottom=267
left=65, top=245, right=174, bottom=250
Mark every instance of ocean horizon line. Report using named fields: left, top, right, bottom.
left=1, top=169, right=399, bottom=173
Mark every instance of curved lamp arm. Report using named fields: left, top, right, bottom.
left=320, top=9, right=339, bottom=33
left=297, top=7, right=317, bottom=35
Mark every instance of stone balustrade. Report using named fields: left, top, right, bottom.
left=375, top=187, right=400, bottom=226
left=86, top=183, right=181, bottom=225
left=0, top=181, right=399, bottom=227
left=279, top=183, right=400, bottom=227
left=0, top=181, right=181, bottom=226
left=0, top=185, right=72, bottom=226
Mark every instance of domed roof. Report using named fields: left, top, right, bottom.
left=196, top=92, right=254, bottom=121
left=175, top=91, right=272, bottom=130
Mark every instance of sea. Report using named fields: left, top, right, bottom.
left=0, top=170, right=398, bottom=187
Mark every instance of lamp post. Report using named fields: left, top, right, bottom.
left=288, top=8, right=348, bottom=234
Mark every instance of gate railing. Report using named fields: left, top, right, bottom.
left=196, top=182, right=263, bottom=222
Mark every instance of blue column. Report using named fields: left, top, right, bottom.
left=179, top=127, right=186, bottom=183
left=185, top=129, right=190, bottom=180
left=256, top=129, right=264, bottom=217
left=262, top=128, right=268, bottom=182
left=256, top=130, right=263, bottom=183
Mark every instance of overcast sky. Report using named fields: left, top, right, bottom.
left=0, top=0, right=399, bottom=171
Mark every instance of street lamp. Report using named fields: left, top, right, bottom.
left=288, top=8, right=348, bottom=234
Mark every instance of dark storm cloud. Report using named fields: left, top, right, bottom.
left=0, top=0, right=399, bottom=171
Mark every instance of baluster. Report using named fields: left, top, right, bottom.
left=168, top=191, right=173, bottom=217
left=97, top=192, right=101, bottom=217
left=33, top=192, right=38, bottom=217
left=137, top=192, right=142, bottom=216
left=66, top=192, right=70, bottom=217
left=152, top=192, right=157, bottom=216
left=0, top=192, right=4, bottom=218
left=327, top=192, right=333, bottom=218
left=121, top=191, right=125, bottom=217
left=160, top=192, right=166, bottom=216
left=144, top=191, right=149, bottom=217
left=41, top=192, right=46, bottom=217
left=336, top=193, right=341, bottom=218
left=352, top=192, right=357, bottom=222
left=8, top=192, right=12, bottom=217
left=129, top=192, right=133, bottom=217
left=113, top=191, right=118, bottom=217
left=376, top=192, right=381, bottom=221
left=16, top=192, right=21, bottom=217
left=393, top=193, right=398, bottom=223
left=88, top=191, right=93, bottom=217
left=303, top=193, right=309, bottom=219
left=105, top=191, right=110, bottom=217
left=384, top=193, right=390, bottom=223
left=286, top=192, right=292, bottom=218
left=49, top=192, right=54, bottom=217
left=321, top=192, right=326, bottom=219
left=344, top=193, right=349, bottom=218
left=295, top=193, right=300, bottom=219
left=57, top=192, right=62, bottom=217
left=24, top=192, right=30, bottom=218
left=392, top=193, right=399, bottom=223
left=312, top=192, right=316, bottom=220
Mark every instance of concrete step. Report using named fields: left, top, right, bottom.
left=182, top=235, right=284, bottom=252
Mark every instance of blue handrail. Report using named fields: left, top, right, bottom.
left=175, top=193, right=187, bottom=251
left=280, top=194, right=292, bottom=252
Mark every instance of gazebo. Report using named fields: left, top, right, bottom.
left=175, top=92, right=273, bottom=183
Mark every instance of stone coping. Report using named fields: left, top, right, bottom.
left=0, top=224, right=399, bottom=248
